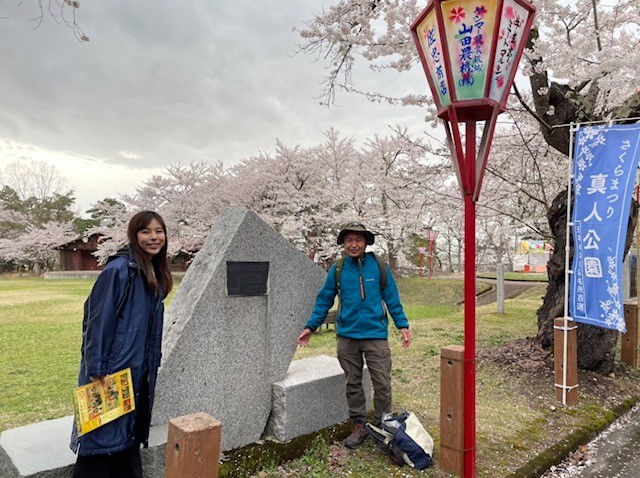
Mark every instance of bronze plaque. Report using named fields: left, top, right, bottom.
left=226, top=261, right=269, bottom=296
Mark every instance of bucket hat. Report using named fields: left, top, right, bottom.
left=337, top=222, right=375, bottom=245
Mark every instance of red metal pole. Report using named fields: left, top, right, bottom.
left=464, top=120, right=477, bottom=477
left=428, top=241, right=434, bottom=279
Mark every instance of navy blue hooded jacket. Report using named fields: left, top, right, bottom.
left=305, top=252, right=409, bottom=339
left=70, top=247, right=164, bottom=456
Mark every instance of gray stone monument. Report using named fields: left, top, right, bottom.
left=0, top=207, right=377, bottom=477
left=152, top=208, right=326, bottom=451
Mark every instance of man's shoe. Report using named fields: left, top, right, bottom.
left=344, top=422, right=368, bottom=449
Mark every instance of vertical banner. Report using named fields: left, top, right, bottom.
left=570, top=123, right=640, bottom=332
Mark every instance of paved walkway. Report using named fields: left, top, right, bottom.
left=543, top=405, right=640, bottom=477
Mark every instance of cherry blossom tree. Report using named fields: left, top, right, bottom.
left=354, top=128, right=438, bottom=269
left=88, top=161, right=228, bottom=264
left=223, top=131, right=359, bottom=261
left=297, top=0, right=640, bottom=371
left=0, top=221, right=75, bottom=273
left=478, top=108, right=568, bottom=241
left=222, top=128, right=442, bottom=270
left=125, top=161, right=228, bottom=252
left=296, top=0, right=424, bottom=109
left=297, top=1, right=640, bottom=123
left=98, top=129, right=441, bottom=273
left=427, top=184, right=464, bottom=272
left=0, top=161, right=78, bottom=272
left=82, top=198, right=131, bottom=264
left=519, top=1, right=640, bottom=373
left=524, top=0, right=640, bottom=154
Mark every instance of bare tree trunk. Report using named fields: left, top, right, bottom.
left=537, top=188, right=637, bottom=373
left=387, top=240, right=398, bottom=274
left=525, top=19, right=640, bottom=373
left=445, top=236, right=454, bottom=273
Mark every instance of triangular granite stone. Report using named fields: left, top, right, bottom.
left=152, top=208, right=326, bottom=451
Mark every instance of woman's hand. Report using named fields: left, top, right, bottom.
left=90, top=375, right=106, bottom=386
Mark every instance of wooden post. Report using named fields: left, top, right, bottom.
left=165, top=412, right=221, bottom=478
left=496, top=263, right=505, bottom=314
left=553, top=318, right=578, bottom=406
left=622, top=302, right=638, bottom=367
left=440, top=345, right=465, bottom=477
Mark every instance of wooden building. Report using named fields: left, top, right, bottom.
left=57, top=234, right=194, bottom=272
left=56, top=234, right=104, bottom=271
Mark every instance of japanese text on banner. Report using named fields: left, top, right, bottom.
left=570, top=123, right=640, bottom=332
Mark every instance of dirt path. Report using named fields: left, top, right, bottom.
left=475, top=279, right=543, bottom=306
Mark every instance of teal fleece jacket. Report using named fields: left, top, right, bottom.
left=306, top=252, right=409, bottom=339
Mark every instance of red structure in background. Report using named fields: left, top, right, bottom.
left=56, top=234, right=193, bottom=272
left=418, top=246, right=427, bottom=277
left=426, top=229, right=439, bottom=279
left=411, top=1, right=536, bottom=476
left=57, top=234, right=103, bottom=271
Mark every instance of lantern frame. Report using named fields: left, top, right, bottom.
left=410, top=0, right=536, bottom=200
left=410, top=2, right=536, bottom=476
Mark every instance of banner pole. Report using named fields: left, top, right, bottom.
left=562, top=123, right=578, bottom=406
left=551, top=116, right=640, bottom=129
left=558, top=121, right=640, bottom=406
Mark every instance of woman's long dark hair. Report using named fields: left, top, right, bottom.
left=127, top=211, right=173, bottom=298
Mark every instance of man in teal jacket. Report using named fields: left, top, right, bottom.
left=298, top=222, right=411, bottom=449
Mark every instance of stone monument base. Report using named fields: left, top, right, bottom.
left=0, top=357, right=371, bottom=477
left=265, top=355, right=372, bottom=442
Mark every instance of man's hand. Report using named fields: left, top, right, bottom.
left=297, top=328, right=312, bottom=347
left=400, top=328, right=411, bottom=348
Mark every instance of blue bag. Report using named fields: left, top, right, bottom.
left=366, top=411, right=434, bottom=470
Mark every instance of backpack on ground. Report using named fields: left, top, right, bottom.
left=365, top=411, right=434, bottom=470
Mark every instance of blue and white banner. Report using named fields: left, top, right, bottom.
left=570, top=123, right=640, bottom=332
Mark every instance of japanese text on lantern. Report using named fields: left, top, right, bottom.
left=427, top=28, right=447, bottom=96
left=418, top=11, right=450, bottom=104
left=450, top=4, right=487, bottom=88
left=493, top=5, right=522, bottom=90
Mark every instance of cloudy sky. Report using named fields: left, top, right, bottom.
left=0, top=0, right=429, bottom=213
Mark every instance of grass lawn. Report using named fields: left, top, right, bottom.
left=0, top=279, right=89, bottom=430
left=1, top=275, right=638, bottom=478
left=290, top=277, right=546, bottom=477
left=0, top=278, right=178, bottom=432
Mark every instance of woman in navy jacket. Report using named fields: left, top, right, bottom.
left=70, top=211, right=173, bottom=478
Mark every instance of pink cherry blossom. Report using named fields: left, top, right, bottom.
left=450, top=7, right=466, bottom=23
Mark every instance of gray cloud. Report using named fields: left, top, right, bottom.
left=0, top=0, right=428, bottom=182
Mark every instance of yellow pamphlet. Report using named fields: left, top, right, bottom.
left=72, top=368, right=136, bottom=436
